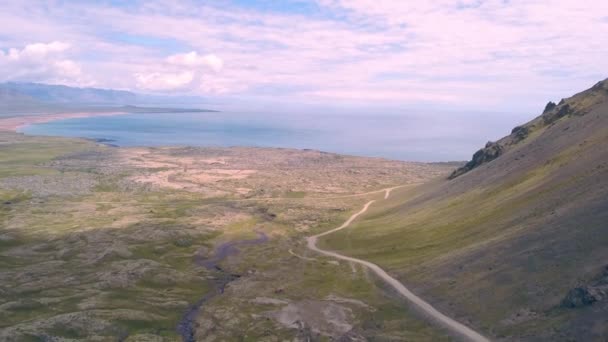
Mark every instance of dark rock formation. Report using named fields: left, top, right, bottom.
left=449, top=78, right=608, bottom=180
left=449, top=141, right=504, bottom=179
left=543, top=103, right=573, bottom=125
left=511, top=125, right=530, bottom=143
left=561, top=266, right=608, bottom=308
left=561, top=287, right=602, bottom=308
left=556, top=104, right=573, bottom=119
left=543, top=101, right=557, bottom=113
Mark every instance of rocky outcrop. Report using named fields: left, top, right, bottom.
left=511, top=125, right=530, bottom=143
left=449, top=141, right=504, bottom=179
left=561, top=286, right=608, bottom=308
left=449, top=78, right=608, bottom=180
left=543, top=103, right=574, bottom=125
left=543, top=101, right=557, bottom=113
left=561, top=266, right=608, bottom=308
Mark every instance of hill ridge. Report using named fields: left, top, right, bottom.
left=450, top=78, right=608, bottom=179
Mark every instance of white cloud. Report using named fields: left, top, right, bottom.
left=9, top=41, right=71, bottom=60
left=167, top=52, right=224, bottom=72
left=135, top=71, right=195, bottom=91
left=132, top=51, right=225, bottom=92
left=53, top=60, right=82, bottom=78
left=0, top=1, right=607, bottom=110
left=0, top=41, right=89, bottom=85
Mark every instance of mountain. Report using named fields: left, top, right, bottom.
left=0, top=82, right=137, bottom=105
left=0, top=82, right=212, bottom=106
left=321, top=78, right=608, bottom=340
left=0, top=87, right=38, bottom=104
left=0, top=85, right=53, bottom=115
left=450, top=79, right=608, bottom=179
left=0, top=82, right=215, bottom=116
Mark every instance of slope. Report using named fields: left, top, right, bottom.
left=320, top=78, right=608, bottom=340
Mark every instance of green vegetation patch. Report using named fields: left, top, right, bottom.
left=0, top=134, right=95, bottom=178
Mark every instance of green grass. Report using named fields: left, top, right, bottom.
left=47, top=324, right=86, bottom=339
left=316, top=133, right=608, bottom=338
left=320, top=142, right=584, bottom=270
left=0, top=189, right=31, bottom=218
left=93, top=181, right=120, bottom=192
left=198, top=226, right=449, bottom=341
left=0, top=135, right=95, bottom=178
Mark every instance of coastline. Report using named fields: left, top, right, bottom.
left=0, top=111, right=128, bottom=132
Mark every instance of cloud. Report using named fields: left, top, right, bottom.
left=6, top=41, right=70, bottom=61
left=0, top=41, right=89, bottom=85
left=135, top=71, right=195, bottom=91
left=0, top=1, right=607, bottom=110
left=53, top=60, right=82, bottom=78
left=167, top=52, right=224, bottom=72
left=132, top=51, right=224, bottom=92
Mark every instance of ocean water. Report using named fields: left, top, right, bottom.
left=18, top=111, right=525, bottom=162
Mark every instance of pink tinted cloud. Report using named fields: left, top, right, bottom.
left=0, top=0, right=606, bottom=110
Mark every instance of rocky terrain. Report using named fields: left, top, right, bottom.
left=0, top=131, right=453, bottom=341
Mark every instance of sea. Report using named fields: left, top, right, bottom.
left=18, top=110, right=528, bottom=162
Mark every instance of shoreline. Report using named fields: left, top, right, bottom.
left=0, top=111, right=459, bottom=165
left=0, top=111, right=128, bottom=132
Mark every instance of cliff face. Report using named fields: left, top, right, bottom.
left=450, top=78, right=608, bottom=179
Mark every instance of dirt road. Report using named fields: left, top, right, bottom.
left=306, top=189, right=490, bottom=342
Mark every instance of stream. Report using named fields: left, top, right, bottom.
left=176, top=232, right=269, bottom=342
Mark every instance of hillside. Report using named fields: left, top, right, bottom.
left=0, top=82, right=213, bottom=116
left=450, top=78, right=608, bottom=179
left=0, top=87, right=39, bottom=104
left=321, top=79, right=608, bottom=340
left=0, top=86, right=47, bottom=114
left=0, top=83, right=216, bottom=117
left=0, top=82, right=137, bottom=106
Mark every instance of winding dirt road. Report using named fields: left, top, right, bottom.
left=306, top=188, right=490, bottom=342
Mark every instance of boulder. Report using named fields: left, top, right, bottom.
left=449, top=141, right=504, bottom=179
left=561, top=286, right=606, bottom=308
left=511, top=125, right=530, bottom=143
left=543, top=101, right=557, bottom=113
left=561, top=266, right=608, bottom=308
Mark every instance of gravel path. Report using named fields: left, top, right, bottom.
left=306, top=188, right=490, bottom=342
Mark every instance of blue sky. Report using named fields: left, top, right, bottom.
left=0, top=0, right=607, bottom=114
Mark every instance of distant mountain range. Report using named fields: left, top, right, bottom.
left=0, top=82, right=214, bottom=115
left=0, top=82, right=138, bottom=105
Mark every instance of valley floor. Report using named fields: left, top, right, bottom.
left=0, top=131, right=456, bottom=341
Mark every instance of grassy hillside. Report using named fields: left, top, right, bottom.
left=321, top=79, right=608, bottom=340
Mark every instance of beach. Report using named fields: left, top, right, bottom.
left=0, top=112, right=127, bottom=132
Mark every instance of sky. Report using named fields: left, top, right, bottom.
left=0, top=0, right=607, bottom=114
